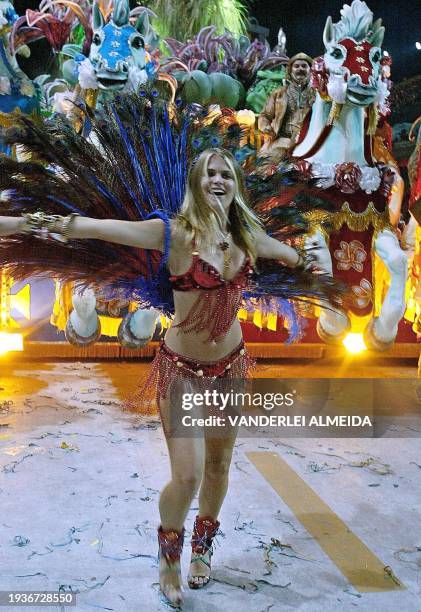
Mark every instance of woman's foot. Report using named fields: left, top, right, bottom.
left=159, top=555, right=183, bottom=607
left=158, top=526, right=185, bottom=608
left=188, top=549, right=212, bottom=588
left=187, top=516, right=220, bottom=590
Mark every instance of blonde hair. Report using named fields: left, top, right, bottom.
left=174, top=148, right=262, bottom=262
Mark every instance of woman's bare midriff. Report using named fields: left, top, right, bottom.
left=163, top=290, right=243, bottom=362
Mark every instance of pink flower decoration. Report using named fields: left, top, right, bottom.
left=334, top=240, right=367, bottom=273
left=352, top=278, right=373, bottom=309
left=23, top=4, right=92, bottom=53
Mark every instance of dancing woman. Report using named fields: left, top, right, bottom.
left=0, top=147, right=305, bottom=604
left=0, top=98, right=342, bottom=607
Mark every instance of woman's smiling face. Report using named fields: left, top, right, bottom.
left=201, top=154, right=236, bottom=212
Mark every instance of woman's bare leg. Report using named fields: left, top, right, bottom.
left=158, top=398, right=205, bottom=602
left=188, top=434, right=237, bottom=587
left=199, top=435, right=237, bottom=517
left=159, top=432, right=204, bottom=531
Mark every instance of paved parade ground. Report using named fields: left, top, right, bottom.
left=0, top=358, right=420, bottom=612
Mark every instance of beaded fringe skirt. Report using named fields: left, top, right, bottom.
left=126, top=340, right=256, bottom=417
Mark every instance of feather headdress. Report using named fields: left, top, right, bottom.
left=0, top=92, right=347, bottom=328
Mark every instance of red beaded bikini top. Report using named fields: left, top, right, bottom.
left=169, top=250, right=254, bottom=291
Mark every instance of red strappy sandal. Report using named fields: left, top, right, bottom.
left=187, top=515, right=220, bottom=589
left=157, top=526, right=185, bottom=608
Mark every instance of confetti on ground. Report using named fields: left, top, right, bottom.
left=0, top=360, right=418, bottom=610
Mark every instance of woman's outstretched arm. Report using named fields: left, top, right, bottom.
left=0, top=216, right=166, bottom=252
left=253, top=229, right=300, bottom=267
left=0, top=217, right=26, bottom=237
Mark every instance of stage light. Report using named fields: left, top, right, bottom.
left=416, top=42, right=421, bottom=50
left=0, top=332, right=24, bottom=355
left=342, top=332, right=366, bottom=354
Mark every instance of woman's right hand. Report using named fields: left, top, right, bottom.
left=0, top=216, right=24, bottom=237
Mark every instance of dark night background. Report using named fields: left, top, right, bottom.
left=248, top=0, right=420, bottom=83
left=14, top=0, right=421, bottom=83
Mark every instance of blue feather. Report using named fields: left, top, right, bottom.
left=110, top=104, right=145, bottom=216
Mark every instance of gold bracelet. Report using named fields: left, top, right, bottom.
left=21, top=212, right=60, bottom=238
left=20, top=212, right=79, bottom=243
left=296, top=252, right=305, bottom=268
left=56, top=213, right=78, bottom=243
left=294, top=248, right=313, bottom=271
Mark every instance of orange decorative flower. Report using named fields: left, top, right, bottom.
left=352, top=278, right=373, bottom=309
left=334, top=240, right=367, bottom=273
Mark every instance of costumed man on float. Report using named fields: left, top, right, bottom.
left=257, top=52, right=315, bottom=170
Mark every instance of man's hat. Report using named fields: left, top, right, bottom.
left=287, top=52, right=313, bottom=73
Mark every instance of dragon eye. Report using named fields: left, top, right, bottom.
left=372, top=50, right=381, bottom=62
left=93, top=33, right=101, bottom=46
left=131, top=36, right=144, bottom=50
left=331, top=48, right=343, bottom=59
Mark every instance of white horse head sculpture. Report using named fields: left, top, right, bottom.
left=294, top=0, right=389, bottom=165
left=322, top=0, right=385, bottom=108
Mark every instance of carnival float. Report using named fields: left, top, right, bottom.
left=0, top=0, right=419, bottom=360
